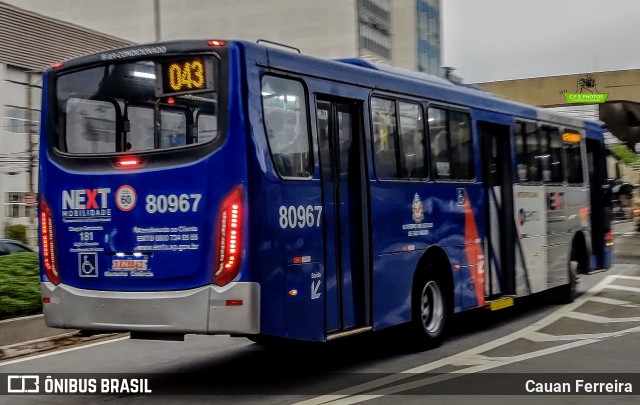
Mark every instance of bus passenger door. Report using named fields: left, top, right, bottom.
left=479, top=122, right=517, bottom=296
left=586, top=137, right=611, bottom=269
left=316, top=98, right=370, bottom=337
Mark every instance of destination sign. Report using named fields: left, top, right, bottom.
left=159, top=57, right=212, bottom=95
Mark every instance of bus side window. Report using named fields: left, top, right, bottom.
left=449, top=110, right=474, bottom=180
left=371, top=97, right=399, bottom=179
left=539, top=126, right=551, bottom=182
left=548, top=127, right=564, bottom=183
left=515, top=121, right=542, bottom=183
left=515, top=122, right=528, bottom=182
left=398, top=101, right=427, bottom=179
left=428, top=107, right=450, bottom=180
left=261, top=76, right=311, bottom=178
left=265, top=108, right=293, bottom=176
left=565, top=137, right=584, bottom=185
left=525, top=123, right=541, bottom=182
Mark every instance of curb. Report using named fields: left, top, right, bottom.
left=0, top=313, right=76, bottom=347
left=0, top=332, right=127, bottom=362
left=0, top=314, right=44, bottom=324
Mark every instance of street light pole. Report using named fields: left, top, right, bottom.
left=154, top=0, right=161, bottom=42
left=26, top=72, right=36, bottom=246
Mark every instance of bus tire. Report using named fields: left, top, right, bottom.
left=410, top=267, right=449, bottom=349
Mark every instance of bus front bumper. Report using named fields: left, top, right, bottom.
left=40, top=282, right=260, bottom=335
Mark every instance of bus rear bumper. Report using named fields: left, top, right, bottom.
left=40, top=282, right=260, bottom=335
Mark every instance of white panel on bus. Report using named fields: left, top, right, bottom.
left=514, top=185, right=548, bottom=294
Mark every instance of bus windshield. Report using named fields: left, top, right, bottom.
left=55, top=56, right=218, bottom=154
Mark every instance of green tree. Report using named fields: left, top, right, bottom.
left=608, top=144, right=640, bottom=166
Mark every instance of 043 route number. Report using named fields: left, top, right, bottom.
left=146, top=194, right=202, bottom=214
left=279, top=205, right=322, bottom=229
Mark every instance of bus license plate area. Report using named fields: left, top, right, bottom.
left=106, top=254, right=154, bottom=278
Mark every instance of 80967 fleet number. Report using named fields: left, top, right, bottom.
left=145, top=194, right=202, bottom=214
left=279, top=205, right=322, bottom=229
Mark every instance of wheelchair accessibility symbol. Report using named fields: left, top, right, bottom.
left=78, top=252, right=98, bottom=277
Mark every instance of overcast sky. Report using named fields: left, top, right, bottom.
left=441, top=0, right=640, bottom=83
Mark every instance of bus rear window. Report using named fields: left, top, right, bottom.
left=55, top=56, right=218, bottom=154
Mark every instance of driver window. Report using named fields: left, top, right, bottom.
left=261, top=76, right=311, bottom=178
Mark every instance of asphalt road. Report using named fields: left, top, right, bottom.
left=1, top=221, right=639, bottom=404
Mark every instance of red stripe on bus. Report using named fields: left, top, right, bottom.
left=463, top=193, right=485, bottom=307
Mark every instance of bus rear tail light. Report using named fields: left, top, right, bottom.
left=605, top=231, right=614, bottom=247
left=214, top=186, right=243, bottom=286
left=40, top=199, right=60, bottom=285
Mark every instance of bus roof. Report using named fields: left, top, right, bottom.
left=246, top=40, right=607, bottom=132
left=45, top=38, right=607, bottom=139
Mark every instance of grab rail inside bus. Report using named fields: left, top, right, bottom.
left=256, top=39, right=301, bottom=54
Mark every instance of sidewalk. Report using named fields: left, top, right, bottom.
left=0, top=314, right=73, bottom=346
left=0, top=314, right=123, bottom=361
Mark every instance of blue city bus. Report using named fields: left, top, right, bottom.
left=38, top=39, right=613, bottom=347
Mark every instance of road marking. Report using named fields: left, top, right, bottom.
left=527, top=329, right=640, bottom=341
left=611, top=275, right=640, bottom=280
left=565, top=311, right=640, bottom=323
left=588, top=296, right=633, bottom=306
left=0, top=336, right=129, bottom=367
left=616, top=232, right=638, bottom=237
left=604, top=284, right=640, bottom=293
left=328, top=340, right=602, bottom=404
left=292, top=274, right=640, bottom=405
left=0, top=314, right=43, bottom=324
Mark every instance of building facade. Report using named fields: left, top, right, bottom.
left=479, top=69, right=640, bottom=198
left=6, top=0, right=442, bottom=75
left=391, top=0, right=442, bottom=75
left=416, top=0, right=441, bottom=75
left=478, top=69, right=640, bottom=150
left=0, top=2, right=132, bottom=245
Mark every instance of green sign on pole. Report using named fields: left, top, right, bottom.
left=564, top=93, right=608, bottom=103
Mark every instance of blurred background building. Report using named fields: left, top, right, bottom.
left=0, top=2, right=131, bottom=245
left=478, top=70, right=640, bottom=152
left=4, top=0, right=442, bottom=75
left=478, top=70, right=640, bottom=216
left=0, top=0, right=443, bottom=244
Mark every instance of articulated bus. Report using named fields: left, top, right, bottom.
left=38, top=39, right=613, bottom=347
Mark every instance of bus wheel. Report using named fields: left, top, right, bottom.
left=410, top=269, right=448, bottom=349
